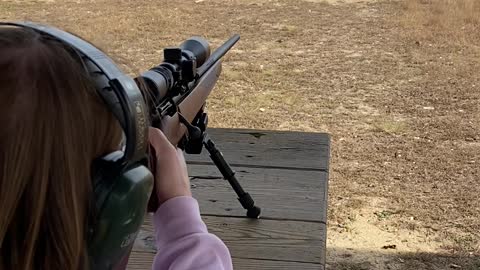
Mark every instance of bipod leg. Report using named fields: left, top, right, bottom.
left=203, top=135, right=261, bottom=219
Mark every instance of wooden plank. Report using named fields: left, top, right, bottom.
left=127, top=251, right=154, bottom=270
left=134, top=215, right=326, bottom=265
left=127, top=251, right=324, bottom=270
left=186, top=128, right=330, bottom=171
left=188, top=164, right=328, bottom=222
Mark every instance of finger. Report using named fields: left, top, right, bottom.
left=160, top=115, right=188, bottom=146
left=148, top=127, right=175, bottom=154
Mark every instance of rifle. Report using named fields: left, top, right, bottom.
left=139, top=35, right=261, bottom=219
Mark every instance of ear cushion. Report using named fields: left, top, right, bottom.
left=91, top=151, right=124, bottom=211
left=89, top=162, right=153, bottom=269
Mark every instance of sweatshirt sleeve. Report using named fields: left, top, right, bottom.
left=152, top=196, right=233, bottom=270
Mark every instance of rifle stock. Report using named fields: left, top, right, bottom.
left=160, top=60, right=222, bottom=145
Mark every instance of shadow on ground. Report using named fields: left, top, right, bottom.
left=327, top=248, right=480, bottom=270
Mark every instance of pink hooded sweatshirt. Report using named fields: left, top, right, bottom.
left=151, top=196, right=233, bottom=270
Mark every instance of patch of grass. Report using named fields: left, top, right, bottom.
left=402, top=0, right=480, bottom=47
left=373, top=119, right=409, bottom=135
left=223, top=69, right=245, bottom=81
left=0, top=2, right=14, bottom=13
left=374, top=210, right=396, bottom=221
left=446, top=234, right=480, bottom=254
left=329, top=197, right=365, bottom=229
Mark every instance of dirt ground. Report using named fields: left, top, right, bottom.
left=1, top=0, right=479, bottom=269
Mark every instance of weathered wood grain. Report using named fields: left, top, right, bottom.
left=127, top=251, right=154, bottom=270
left=186, top=128, right=330, bottom=171
left=187, top=164, right=328, bottom=222
left=134, top=215, right=326, bottom=264
left=127, top=251, right=324, bottom=270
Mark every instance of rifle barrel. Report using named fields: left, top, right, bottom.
left=197, top=34, right=240, bottom=77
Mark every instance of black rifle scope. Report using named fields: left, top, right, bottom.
left=138, top=37, right=211, bottom=103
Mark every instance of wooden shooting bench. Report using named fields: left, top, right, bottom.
left=128, top=128, right=330, bottom=270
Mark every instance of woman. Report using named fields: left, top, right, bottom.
left=0, top=26, right=232, bottom=270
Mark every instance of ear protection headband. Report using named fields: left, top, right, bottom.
left=0, top=21, right=154, bottom=269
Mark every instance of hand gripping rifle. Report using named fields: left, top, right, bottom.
left=140, top=35, right=261, bottom=219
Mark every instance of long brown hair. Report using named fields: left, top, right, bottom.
left=0, top=26, right=122, bottom=269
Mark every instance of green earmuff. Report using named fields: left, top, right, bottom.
left=90, top=152, right=153, bottom=269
